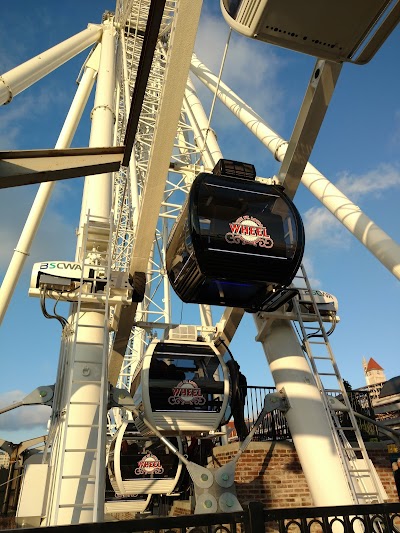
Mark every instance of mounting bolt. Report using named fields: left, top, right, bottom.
left=226, top=498, right=234, bottom=508
left=222, top=473, right=229, bottom=481
left=204, top=500, right=212, bottom=509
left=82, top=366, right=91, bottom=377
left=201, top=474, right=209, bottom=481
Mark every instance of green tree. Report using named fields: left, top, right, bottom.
left=343, top=379, right=353, bottom=392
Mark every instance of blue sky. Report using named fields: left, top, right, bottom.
left=0, top=1, right=400, bottom=443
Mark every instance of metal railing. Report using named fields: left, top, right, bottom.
left=263, top=502, right=400, bottom=533
left=238, top=386, right=379, bottom=442
left=337, top=388, right=380, bottom=441
left=243, top=387, right=291, bottom=441
left=3, top=502, right=400, bottom=533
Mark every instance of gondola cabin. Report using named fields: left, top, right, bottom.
left=166, top=160, right=304, bottom=312
left=220, top=0, right=399, bottom=64
left=107, top=421, right=183, bottom=499
left=130, top=340, right=230, bottom=435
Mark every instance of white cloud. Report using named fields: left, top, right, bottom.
left=298, top=256, right=321, bottom=289
left=0, top=185, right=77, bottom=275
left=303, top=205, right=346, bottom=247
left=303, top=163, right=400, bottom=248
left=0, top=86, right=70, bottom=150
left=0, top=98, right=35, bottom=149
left=335, top=164, right=400, bottom=200
left=0, top=390, right=50, bottom=432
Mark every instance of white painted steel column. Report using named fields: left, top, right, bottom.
left=254, top=316, right=355, bottom=506
left=184, top=77, right=222, bottom=169
left=0, top=49, right=100, bottom=325
left=0, top=25, right=102, bottom=105
left=82, top=29, right=116, bottom=221
left=77, top=23, right=116, bottom=252
left=47, top=19, right=117, bottom=525
left=191, top=55, right=400, bottom=281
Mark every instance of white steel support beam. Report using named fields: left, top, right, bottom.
left=277, top=59, right=342, bottom=200
left=184, top=77, right=223, bottom=170
left=81, top=26, right=117, bottom=223
left=191, top=55, right=400, bottom=282
left=0, top=147, right=123, bottom=188
left=45, top=18, right=117, bottom=526
left=254, top=316, right=355, bottom=506
left=0, top=25, right=102, bottom=106
left=0, top=50, right=99, bottom=325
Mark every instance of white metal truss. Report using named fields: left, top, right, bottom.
left=109, top=1, right=207, bottom=398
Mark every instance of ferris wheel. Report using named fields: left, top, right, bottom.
left=0, top=0, right=399, bottom=526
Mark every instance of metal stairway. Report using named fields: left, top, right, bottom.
left=50, top=213, right=113, bottom=524
left=292, top=264, right=385, bottom=504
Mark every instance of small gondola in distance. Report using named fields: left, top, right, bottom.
left=107, top=420, right=183, bottom=500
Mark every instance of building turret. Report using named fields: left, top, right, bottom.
left=363, top=357, right=386, bottom=404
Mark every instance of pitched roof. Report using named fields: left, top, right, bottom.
left=380, top=376, right=400, bottom=397
left=366, top=357, right=384, bottom=372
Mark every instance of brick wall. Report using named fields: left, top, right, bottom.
left=169, top=500, right=193, bottom=516
left=211, top=441, right=399, bottom=508
left=169, top=441, right=399, bottom=516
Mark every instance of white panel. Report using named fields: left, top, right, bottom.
left=74, top=344, right=106, bottom=364
left=65, top=427, right=98, bottom=449
left=153, top=412, right=219, bottom=432
left=70, top=382, right=101, bottom=401
left=57, top=508, right=94, bottom=526
left=16, top=464, right=50, bottom=528
left=123, top=478, right=175, bottom=494
left=69, top=403, right=99, bottom=422
left=105, top=501, right=148, bottom=513
left=62, top=453, right=97, bottom=477
left=59, top=479, right=95, bottom=505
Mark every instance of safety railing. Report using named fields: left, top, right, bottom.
left=2, top=502, right=400, bottom=533
left=237, top=386, right=380, bottom=443
left=243, top=386, right=291, bottom=441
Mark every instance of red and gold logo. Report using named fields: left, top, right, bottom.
left=168, top=380, right=206, bottom=406
left=225, top=216, right=274, bottom=247
left=135, top=452, right=164, bottom=475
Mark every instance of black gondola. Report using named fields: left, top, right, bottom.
left=166, top=160, right=305, bottom=312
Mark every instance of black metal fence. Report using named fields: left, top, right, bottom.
left=244, top=387, right=291, bottom=441
left=3, top=502, right=400, bottom=533
left=263, top=502, right=400, bottom=533
left=241, top=387, right=379, bottom=443
left=337, top=389, right=379, bottom=441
